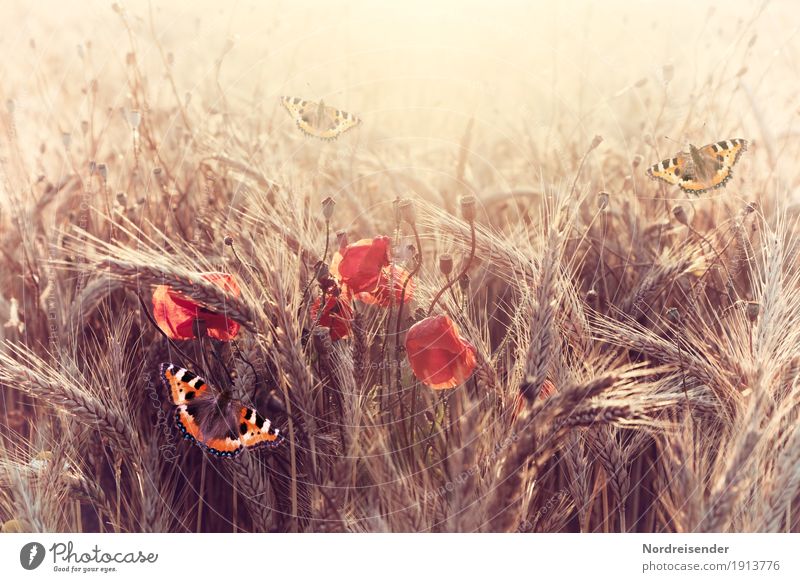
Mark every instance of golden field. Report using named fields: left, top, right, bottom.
left=1, top=0, right=799, bottom=532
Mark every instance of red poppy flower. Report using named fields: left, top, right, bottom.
left=152, top=272, right=241, bottom=340
left=405, top=315, right=478, bottom=389
left=355, top=264, right=415, bottom=307
left=332, top=236, right=391, bottom=294
left=311, top=289, right=354, bottom=341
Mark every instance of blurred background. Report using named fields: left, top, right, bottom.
left=1, top=0, right=798, bottom=196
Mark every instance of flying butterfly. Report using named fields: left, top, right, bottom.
left=280, top=96, right=361, bottom=140
left=161, top=363, right=283, bottom=458
left=646, top=139, right=748, bottom=194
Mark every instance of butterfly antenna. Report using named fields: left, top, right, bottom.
left=136, top=294, right=205, bottom=373
left=208, top=340, right=234, bottom=388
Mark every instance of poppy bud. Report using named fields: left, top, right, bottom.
left=315, top=261, right=331, bottom=283
left=746, top=301, right=760, bottom=323
left=673, top=205, right=689, bottom=226
left=439, top=254, right=454, bottom=276
left=336, top=230, right=348, bottom=250
left=667, top=307, right=681, bottom=324
left=460, top=195, right=477, bottom=223
left=458, top=273, right=470, bottom=293
left=399, top=199, right=416, bottom=225
left=321, top=196, right=336, bottom=220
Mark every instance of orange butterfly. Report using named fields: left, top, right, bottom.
left=647, top=139, right=747, bottom=194
left=280, top=96, right=360, bottom=140
left=161, top=364, right=283, bottom=458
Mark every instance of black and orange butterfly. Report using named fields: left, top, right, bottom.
left=280, top=96, right=360, bottom=140
left=161, top=363, right=283, bottom=458
left=646, top=139, right=747, bottom=194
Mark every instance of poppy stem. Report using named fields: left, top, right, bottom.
left=300, top=218, right=330, bottom=306
left=427, top=219, right=476, bottom=316
left=395, top=224, right=423, bottom=442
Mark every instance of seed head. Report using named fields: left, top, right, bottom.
left=746, top=301, right=760, bottom=323
left=336, top=230, right=348, bottom=250
left=460, top=195, right=477, bottom=223
left=672, top=205, right=689, bottom=226
left=439, top=254, right=454, bottom=276
left=399, top=198, right=416, bottom=225
left=321, top=196, right=336, bottom=220
left=597, top=191, right=609, bottom=211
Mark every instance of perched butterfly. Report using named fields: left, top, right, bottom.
left=646, top=139, right=748, bottom=194
left=280, top=96, right=360, bottom=140
left=160, top=363, right=283, bottom=458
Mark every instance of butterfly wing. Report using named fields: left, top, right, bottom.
left=161, top=363, right=210, bottom=405
left=315, top=104, right=360, bottom=140
left=692, top=138, right=748, bottom=192
left=280, top=96, right=360, bottom=140
left=647, top=139, right=747, bottom=194
left=237, top=407, right=284, bottom=449
left=161, top=364, right=244, bottom=458
left=646, top=153, right=688, bottom=187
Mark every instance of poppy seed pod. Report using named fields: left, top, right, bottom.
left=598, top=191, right=609, bottom=211
left=460, top=195, right=477, bottom=223
left=399, top=199, right=416, bottom=225
left=321, top=196, right=336, bottom=220
left=746, top=301, right=760, bottom=323
left=335, top=230, right=348, bottom=250
left=672, top=205, right=689, bottom=226
left=666, top=307, right=681, bottom=324
left=439, top=254, right=454, bottom=276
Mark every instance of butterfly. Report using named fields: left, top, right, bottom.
left=280, top=96, right=360, bottom=140
left=160, top=363, right=283, bottom=458
left=646, top=139, right=748, bottom=194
